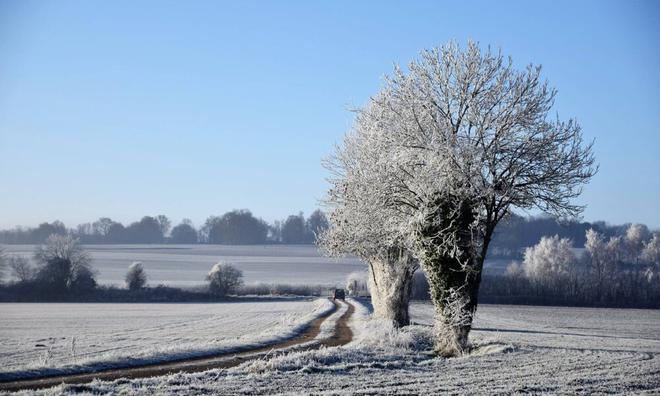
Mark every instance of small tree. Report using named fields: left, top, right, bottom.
left=625, top=224, right=651, bottom=263
left=0, top=248, right=5, bottom=283
left=35, top=235, right=96, bottom=294
left=207, top=262, right=243, bottom=297
left=345, top=271, right=369, bottom=297
left=8, top=256, right=34, bottom=282
left=642, top=234, right=660, bottom=267
left=126, top=262, right=147, bottom=290
left=523, top=235, right=576, bottom=280
left=585, top=228, right=620, bottom=299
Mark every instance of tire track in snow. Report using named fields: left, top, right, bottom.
left=0, top=299, right=355, bottom=392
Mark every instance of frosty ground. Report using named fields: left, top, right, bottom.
left=3, top=299, right=658, bottom=395
left=0, top=298, right=333, bottom=381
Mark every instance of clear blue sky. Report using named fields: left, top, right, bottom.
left=1, top=0, right=659, bottom=229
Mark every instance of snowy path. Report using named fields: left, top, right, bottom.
left=0, top=299, right=355, bottom=392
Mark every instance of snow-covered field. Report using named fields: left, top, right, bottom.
left=1, top=244, right=508, bottom=287
left=9, top=300, right=658, bottom=395
left=0, top=298, right=333, bottom=381
left=2, top=245, right=364, bottom=287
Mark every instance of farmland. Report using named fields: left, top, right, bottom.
left=1, top=244, right=514, bottom=287
left=0, top=298, right=332, bottom=380
left=1, top=245, right=364, bottom=287
left=2, top=300, right=658, bottom=394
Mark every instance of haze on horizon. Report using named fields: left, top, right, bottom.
left=1, top=0, right=659, bottom=229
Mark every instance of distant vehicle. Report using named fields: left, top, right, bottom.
left=333, top=288, right=345, bottom=300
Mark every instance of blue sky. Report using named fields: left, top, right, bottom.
left=0, top=0, right=658, bottom=229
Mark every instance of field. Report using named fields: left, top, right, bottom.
left=1, top=245, right=364, bottom=287
left=2, top=246, right=656, bottom=393
left=3, top=301, right=658, bottom=394
left=0, top=298, right=332, bottom=381
left=1, top=244, right=511, bottom=287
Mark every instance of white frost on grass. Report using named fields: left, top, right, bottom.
left=347, top=297, right=433, bottom=350
left=232, top=298, right=435, bottom=376
left=0, top=298, right=334, bottom=381
left=239, top=299, right=350, bottom=374
left=6, top=301, right=660, bottom=395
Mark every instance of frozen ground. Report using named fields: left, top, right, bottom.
left=2, top=245, right=364, bottom=287
left=8, top=300, right=659, bottom=395
left=0, top=298, right=333, bottom=381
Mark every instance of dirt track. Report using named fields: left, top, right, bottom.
left=0, top=299, right=355, bottom=392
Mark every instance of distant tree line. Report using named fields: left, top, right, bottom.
left=0, top=211, right=648, bottom=253
left=0, top=210, right=329, bottom=245
left=488, top=213, right=633, bottom=258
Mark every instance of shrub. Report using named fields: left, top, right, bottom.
left=125, top=262, right=147, bottom=290
left=207, top=262, right=243, bottom=297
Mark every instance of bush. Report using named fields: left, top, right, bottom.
left=207, top=262, right=243, bottom=296
left=125, top=262, right=147, bottom=290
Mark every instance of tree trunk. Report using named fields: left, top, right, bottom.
left=367, top=254, right=416, bottom=327
left=416, top=198, right=487, bottom=356
left=425, top=254, right=482, bottom=356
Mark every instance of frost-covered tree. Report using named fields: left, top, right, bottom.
left=125, top=262, right=147, bottom=290
left=207, top=262, right=243, bottom=297
left=505, top=261, right=524, bottom=277
left=585, top=229, right=606, bottom=265
left=642, top=234, right=660, bottom=266
left=625, top=223, right=651, bottom=262
left=336, top=41, right=596, bottom=355
left=585, top=229, right=617, bottom=298
left=345, top=271, right=369, bottom=297
left=34, top=235, right=96, bottom=294
left=320, top=123, right=418, bottom=326
left=523, top=235, right=576, bottom=280
left=606, top=235, right=625, bottom=265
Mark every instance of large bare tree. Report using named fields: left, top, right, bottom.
left=330, top=41, right=596, bottom=355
